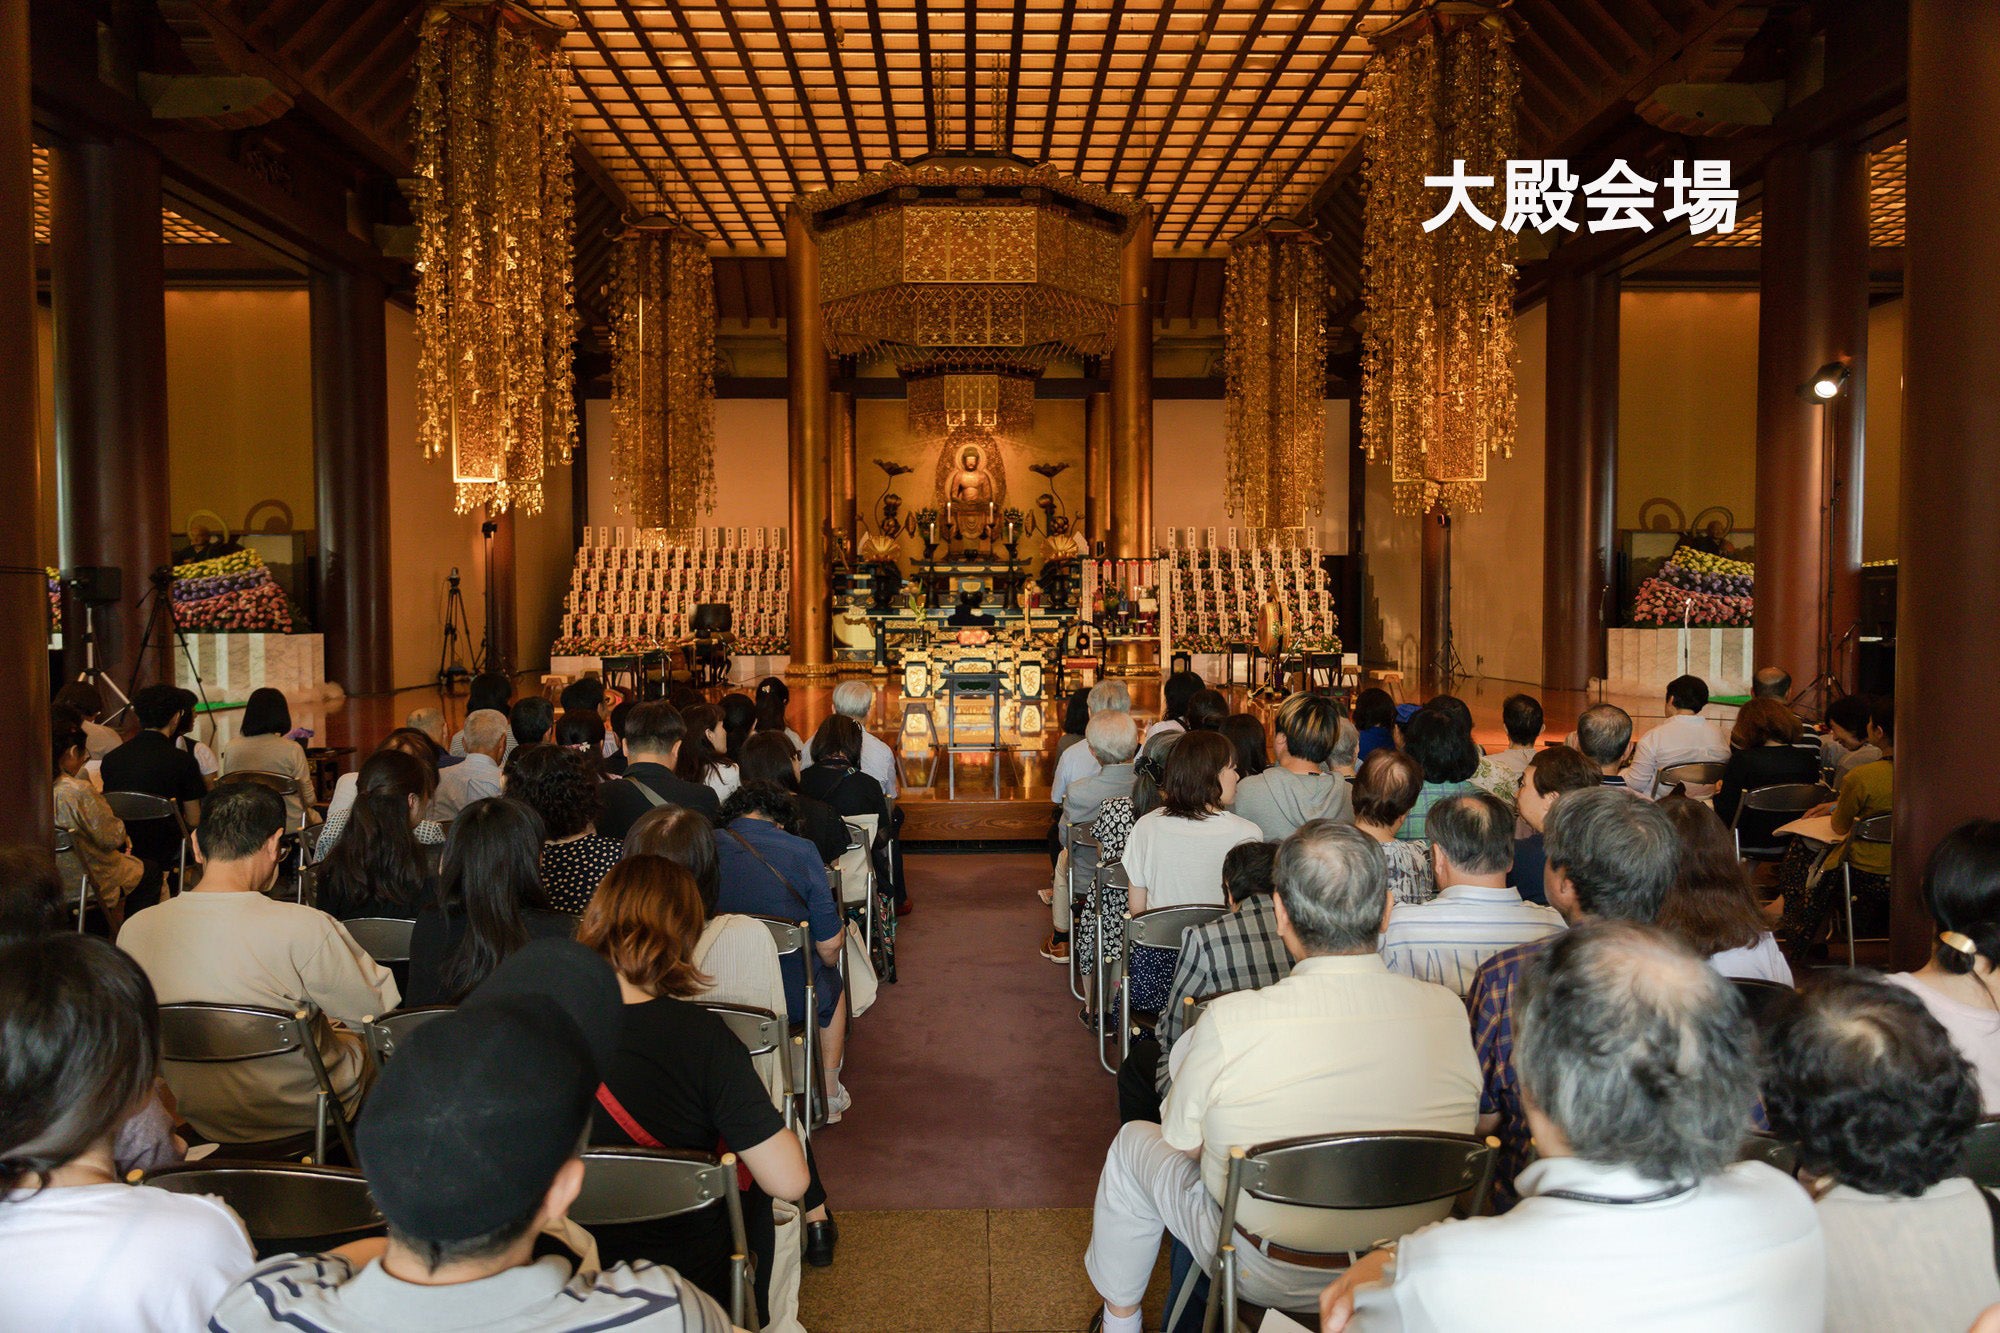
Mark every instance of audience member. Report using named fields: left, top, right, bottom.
left=1764, top=972, right=1998, bottom=1333
left=1047, top=710, right=1141, bottom=963
left=737, top=730, right=847, bottom=864
left=1326, top=921, right=1822, bottom=1331
left=1183, top=688, right=1229, bottom=735
left=719, top=692, right=758, bottom=760
left=606, top=700, right=635, bottom=777
left=0, top=845, right=66, bottom=942
left=1122, top=731, right=1261, bottom=917
left=118, top=783, right=397, bottom=1144
left=1397, top=707, right=1480, bottom=840
left=1466, top=787, right=1679, bottom=1209
left=716, top=781, right=850, bottom=1118
left=800, top=715, right=893, bottom=841
left=315, top=749, right=441, bottom=921
left=169, top=686, right=222, bottom=786
left=674, top=703, right=741, bottom=803
left=1883, top=820, right=2000, bottom=1110
left=553, top=708, right=611, bottom=782
left=1820, top=693, right=1883, bottom=781
left=0, top=935, right=255, bottom=1330
left=1655, top=796, right=1792, bottom=984
left=510, top=695, right=557, bottom=748
left=1054, top=687, right=1091, bottom=764
left=1145, top=670, right=1205, bottom=742
left=1327, top=712, right=1361, bottom=778
left=752, top=676, right=807, bottom=753
left=1574, top=702, right=1634, bottom=785
left=598, top=701, right=723, bottom=842
left=1753, top=665, right=1792, bottom=700
left=99, top=683, right=205, bottom=867
left=1051, top=679, right=1133, bottom=806
left=207, top=941, right=733, bottom=1331
left=1231, top=692, right=1353, bottom=840
left=1777, top=694, right=1895, bottom=948
left=1509, top=744, right=1601, bottom=905
left=1352, top=687, right=1397, bottom=761
left=507, top=744, right=622, bottom=916
left=1084, top=822, right=1479, bottom=1328
left=1622, top=674, right=1730, bottom=799
left=1491, top=694, right=1543, bottom=782
left=820, top=681, right=900, bottom=799
left=1380, top=791, right=1564, bottom=996
left=1217, top=712, right=1269, bottom=780
left=560, top=676, right=625, bottom=763
left=406, top=706, right=449, bottom=752
left=54, top=719, right=148, bottom=927
left=578, top=856, right=811, bottom=1317
left=219, top=687, right=318, bottom=829
left=1352, top=748, right=1434, bottom=906
left=449, top=676, right=520, bottom=762
left=1078, top=731, right=1178, bottom=1027
left=1426, top=695, right=1521, bottom=805
left=407, top=797, right=574, bottom=1006
left=53, top=680, right=121, bottom=760
left=319, top=727, right=446, bottom=855
left=1135, top=840, right=1290, bottom=1123
left=1714, top=696, right=1823, bottom=837
left=433, top=708, right=509, bottom=821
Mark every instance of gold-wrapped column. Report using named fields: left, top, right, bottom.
left=1110, top=204, right=1154, bottom=559
left=787, top=205, right=833, bottom=673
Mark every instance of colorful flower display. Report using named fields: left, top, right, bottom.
left=170, top=550, right=302, bottom=634
left=1631, top=545, right=1755, bottom=628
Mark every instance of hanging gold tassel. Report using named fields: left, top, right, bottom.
left=610, top=229, right=718, bottom=532
left=1224, top=230, right=1327, bottom=529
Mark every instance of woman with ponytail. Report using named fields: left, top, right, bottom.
left=1886, top=820, right=2000, bottom=1110
left=313, top=749, right=439, bottom=921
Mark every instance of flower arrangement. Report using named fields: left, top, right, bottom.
left=46, top=567, right=61, bottom=634
left=169, top=549, right=302, bottom=634
left=1631, top=545, right=1755, bottom=628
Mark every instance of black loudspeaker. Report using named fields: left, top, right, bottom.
left=690, top=603, right=732, bottom=634
left=67, top=566, right=123, bottom=606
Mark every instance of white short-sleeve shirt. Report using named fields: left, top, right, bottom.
left=1120, top=807, right=1264, bottom=910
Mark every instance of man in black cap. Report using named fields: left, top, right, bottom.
left=209, top=941, right=732, bottom=1332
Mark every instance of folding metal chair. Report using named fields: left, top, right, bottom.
left=1064, top=818, right=1102, bottom=1004
left=1732, top=782, right=1833, bottom=861
left=362, top=1005, right=456, bottom=1070
left=1191, top=1131, right=1499, bottom=1333
left=143, top=1161, right=382, bottom=1259
left=102, top=790, right=190, bottom=893
left=1838, top=813, right=1894, bottom=967
left=1095, top=863, right=1131, bottom=1075
left=699, top=1001, right=793, bottom=1131
left=752, top=915, right=824, bottom=1142
left=341, top=917, right=416, bottom=967
left=1737, top=1133, right=1800, bottom=1177
left=1121, top=904, right=1229, bottom=1062
left=52, top=828, right=92, bottom=931
left=1963, top=1116, right=2000, bottom=1190
left=158, top=1000, right=358, bottom=1166
left=835, top=814, right=878, bottom=955
left=1657, top=760, right=1727, bottom=801
left=571, top=1146, right=759, bottom=1330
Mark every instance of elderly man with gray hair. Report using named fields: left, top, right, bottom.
left=1042, top=710, right=1142, bottom=962
left=1082, top=821, right=1480, bottom=1330
left=1051, top=678, right=1133, bottom=806
left=1324, top=920, right=1824, bottom=1331
left=1573, top=702, right=1635, bottom=786
left=431, top=709, right=509, bottom=821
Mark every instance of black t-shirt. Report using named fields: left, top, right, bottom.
left=598, top=762, right=723, bottom=842
left=404, top=907, right=577, bottom=1006
left=589, top=996, right=788, bottom=1312
left=99, top=731, right=207, bottom=864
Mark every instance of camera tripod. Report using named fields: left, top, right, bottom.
left=123, top=568, right=212, bottom=721
left=437, top=567, right=478, bottom=690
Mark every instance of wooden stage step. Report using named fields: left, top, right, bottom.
left=902, top=794, right=1052, bottom=843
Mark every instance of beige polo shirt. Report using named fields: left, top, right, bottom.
left=1162, top=952, right=1481, bottom=1251
left=119, top=890, right=399, bottom=1143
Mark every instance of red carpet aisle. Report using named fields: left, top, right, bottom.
left=812, top=851, right=1119, bottom=1209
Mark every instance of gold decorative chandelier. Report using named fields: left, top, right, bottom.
left=609, top=228, right=717, bottom=531
left=1224, top=228, right=1328, bottom=529
left=1359, top=7, right=1519, bottom=516
left=906, top=371, right=1036, bottom=439
left=412, top=3, right=578, bottom=515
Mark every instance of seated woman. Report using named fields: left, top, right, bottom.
left=1777, top=695, right=1895, bottom=948
left=1078, top=731, right=1176, bottom=1026
left=1123, top=731, right=1262, bottom=917
left=739, top=731, right=848, bottom=865
left=53, top=721, right=148, bottom=931
left=313, top=750, right=440, bottom=921
left=0, top=935, right=256, bottom=1329
left=720, top=692, right=758, bottom=761
left=406, top=797, right=575, bottom=1005
left=219, top=686, right=318, bottom=830
left=554, top=709, right=612, bottom=784
left=800, top=714, right=893, bottom=874
left=676, top=703, right=741, bottom=803
left=1883, top=820, right=2000, bottom=1111
left=1714, top=697, right=1822, bottom=840
left=578, top=856, right=810, bottom=1320
left=714, top=781, right=850, bottom=1119
left=1353, top=748, right=1436, bottom=907
left=1352, top=687, right=1398, bottom=761
left=1764, top=972, right=1999, bottom=1332
left=753, top=676, right=808, bottom=755
left=1654, top=796, right=1793, bottom=984
left=316, top=728, right=445, bottom=858
left=506, top=743, right=623, bottom=916
left=1398, top=707, right=1483, bottom=839
left=1218, top=712, right=1270, bottom=782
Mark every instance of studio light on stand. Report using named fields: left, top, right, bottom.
left=1795, top=357, right=1854, bottom=719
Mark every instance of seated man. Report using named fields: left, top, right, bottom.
left=1083, top=821, right=1479, bottom=1329
left=1466, top=788, right=1678, bottom=1211
left=98, top=683, right=205, bottom=870
left=1622, top=674, right=1729, bottom=799
left=1046, top=710, right=1142, bottom=963
left=598, top=702, right=723, bottom=843
left=209, top=940, right=732, bottom=1331
left=431, top=709, right=508, bottom=821
left=1051, top=680, right=1133, bottom=807
left=1574, top=702, right=1635, bottom=787
left=1121, top=840, right=1291, bottom=1125
left=1231, top=692, right=1353, bottom=840
left=1325, top=921, right=1823, bottom=1331
left=117, top=783, right=398, bottom=1144
left=1380, top=792, right=1564, bottom=997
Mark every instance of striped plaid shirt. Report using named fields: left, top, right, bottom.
left=1468, top=935, right=1559, bottom=1212
left=1154, top=893, right=1293, bottom=1097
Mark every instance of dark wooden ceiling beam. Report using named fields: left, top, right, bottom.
left=321, top=0, right=418, bottom=104
left=1103, top=0, right=1182, bottom=200
left=707, top=0, right=822, bottom=195
left=1036, top=0, right=1083, bottom=164
left=858, top=0, right=904, bottom=163
left=1131, top=0, right=1225, bottom=201
left=963, top=0, right=977, bottom=150
left=915, top=0, right=940, bottom=152
left=561, top=44, right=725, bottom=237
left=1152, top=0, right=1298, bottom=246
left=809, top=0, right=868, bottom=170
left=1070, top=0, right=1131, bottom=185
left=999, top=0, right=1028, bottom=156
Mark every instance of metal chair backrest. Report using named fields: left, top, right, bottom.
left=143, top=1162, right=381, bottom=1255
left=1738, top=783, right=1834, bottom=819
left=1126, top=903, right=1229, bottom=951
left=1182, top=990, right=1240, bottom=1033
left=53, top=829, right=89, bottom=931
left=363, top=1005, right=456, bottom=1069
left=835, top=814, right=877, bottom=908
left=752, top=914, right=809, bottom=959
left=103, top=790, right=183, bottom=825
left=1963, top=1117, right=2000, bottom=1190
left=1738, top=1134, right=1800, bottom=1177
left=1730, top=977, right=1795, bottom=1028
left=1853, top=812, right=1893, bottom=844
left=697, top=1002, right=786, bottom=1062
left=571, top=1147, right=755, bottom=1329
left=1658, top=761, right=1727, bottom=796
left=341, top=917, right=416, bottom=965
left=221, top=770, right=296, bottom=796
left=158, top=1001, right=354, bottom=1164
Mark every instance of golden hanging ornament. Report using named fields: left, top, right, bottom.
left=610, top=229, right=717, bottom=532
left=1224, top=229, right=1327, bottom=529
left=413, top=3, right=577, bottom=516
left=1359, top=12, right=1518, bottom=516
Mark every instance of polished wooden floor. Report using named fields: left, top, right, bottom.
left=283, top=668, right=1596, bottom=844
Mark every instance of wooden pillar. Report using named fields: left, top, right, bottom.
left=829, top=360, right=857, bottom=551
left=1892, top=0, right=2000, bottom=967
left=310, top=267, right=392, bottom=696
left=1344, top=396, right=1365, bottom=659
left=1542, top=268, right=1619, bottom=693
left=571, top=388, right=590, bottom=551
left=1756, top=143, right=1870, bottom=695
left=49, top=137, right=172, bottom=693
left=786, top=205, right=832, bottom=671
left=1084, top=363, right=1110, bottom=550
left=1110, top=205, right=1154, bottom=560
left=482, top=511, right=516, bottom=678
left=0, top=0, right=51, bottom=841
